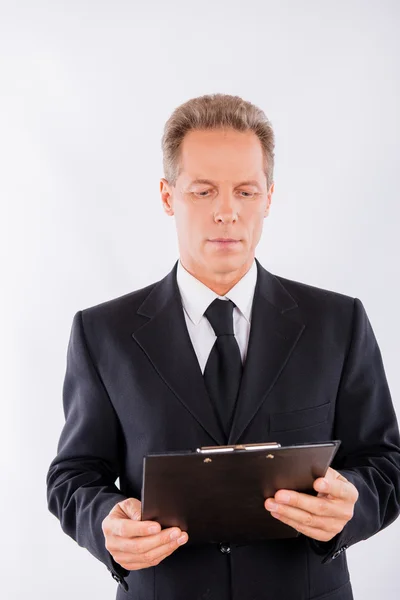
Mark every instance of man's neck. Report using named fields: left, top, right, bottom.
left=179, top=258, right=255, bottom=296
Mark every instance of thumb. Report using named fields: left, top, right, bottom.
left=324, top=467, right=338, bottom=481
left=112, top=497, right=142, bottom=521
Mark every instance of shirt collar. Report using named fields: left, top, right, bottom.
left=176, top=259, right=258, bottom=326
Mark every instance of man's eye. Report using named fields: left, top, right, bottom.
left=191, top=189, right=255, bottom=198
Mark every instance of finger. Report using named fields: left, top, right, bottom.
left=268, top=490, right=345, bottom=518
left=111, top=497, right=142, bottom=521
left=118, top=537, right=185, bottom=570
left=310, top=467, right=338, bottom=498
left=109, top=515, right=163, bottom=538
left=115, top=530, right=189, bottom=568
left=121, top=527, right=188, bottom=556
left=314, top=475, right=357, bottom=503
left=324, top=467, right=350, bottom=484
left=323, top=467, right=340, bottom=481
left=266, top=502, right=339, bottom=531
left=268, top=512, right=336, bottom=543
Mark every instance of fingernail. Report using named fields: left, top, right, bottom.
left=278, top=492, right=291, bottom=503
left=148, top=525, right=160, bottom=534
left=170, top=529, right=181, bottom=540
left=266, top=501, right=278, bottom=511
left=319, top=480, right=328, bottom=491
left=177, top=534, right=187, bottom=544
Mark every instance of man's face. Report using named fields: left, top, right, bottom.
left=160, top=128, right=274, bottom=279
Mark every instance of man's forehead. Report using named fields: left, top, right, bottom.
left=180, top=129, right=264, bottom=157
left=177, top=131, right=266, bottom=184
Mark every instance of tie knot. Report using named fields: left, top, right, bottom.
left=204, top=298, right=235, bottom=337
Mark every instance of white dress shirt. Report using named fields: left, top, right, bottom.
left=176, top=259, right=258, bottom=374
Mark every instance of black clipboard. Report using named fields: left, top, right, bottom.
left=141, top=440, right=341, bottom=544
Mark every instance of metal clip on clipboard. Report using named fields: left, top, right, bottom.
left=196, top=442, right=281, bottom=454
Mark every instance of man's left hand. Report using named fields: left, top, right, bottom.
left=264, top=467, right=359, bottom=542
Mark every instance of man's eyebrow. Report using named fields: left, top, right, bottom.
left=236, top=180, right=262, bottom=188
left=189, top=178, right=262, bottom=187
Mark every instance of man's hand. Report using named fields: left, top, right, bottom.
left=264, top=467, right=359, bottom=542
left=102, top=498, right=188, bottom=571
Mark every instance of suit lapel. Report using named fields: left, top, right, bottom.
left=227, top=259, right=305, bottom=443
left=132, top=259, right=305, bottom=447
left=132, top=262, right=227, bottom=445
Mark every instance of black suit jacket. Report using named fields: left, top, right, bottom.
left=46, top=259, right=400, bottom=600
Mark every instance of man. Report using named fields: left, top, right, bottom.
left=46, top=93, right=400, bottom=600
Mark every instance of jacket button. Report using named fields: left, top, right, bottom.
left=219, top=543, right=231, bottom=554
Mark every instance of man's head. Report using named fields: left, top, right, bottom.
left=160, top=94, right=275, bottom=293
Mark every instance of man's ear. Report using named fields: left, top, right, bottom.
left=264, top=182, right=274, bottom=217
left=160, top=178, right=174, bottom=216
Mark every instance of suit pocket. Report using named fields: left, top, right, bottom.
left=270, top=401, right=331, bottom=433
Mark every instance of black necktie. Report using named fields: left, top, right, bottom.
left=203, top=298, right=243, bottom=437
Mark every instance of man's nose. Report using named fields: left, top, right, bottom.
left=213, top=192, right=238, bottom=223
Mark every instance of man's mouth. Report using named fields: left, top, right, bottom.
left=209, top=238, right=241, bottom=243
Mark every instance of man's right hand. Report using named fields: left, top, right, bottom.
left=102, top=498, right=188, bottom=571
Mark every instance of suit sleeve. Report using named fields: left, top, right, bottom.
left=46, top=310, right=131, bottom=590
left=308, top=297, right=400, bottom=563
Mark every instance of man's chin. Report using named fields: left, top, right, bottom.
left=204, top=252, right=248, bottom=273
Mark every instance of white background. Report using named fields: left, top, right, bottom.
left=1, top=1, right=399, bottom=598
